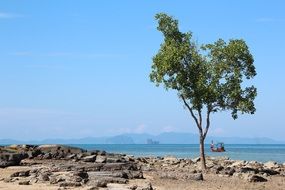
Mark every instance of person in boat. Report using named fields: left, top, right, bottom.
left=210, top=140, right=214, bottom=150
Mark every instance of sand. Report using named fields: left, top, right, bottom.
left=1, top=166, right=285, bottom=190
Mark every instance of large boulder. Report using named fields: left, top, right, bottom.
left=0, top=153, right=28, bottom=168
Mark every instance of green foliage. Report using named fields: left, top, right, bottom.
left=150, top=13, right=257, bottom=120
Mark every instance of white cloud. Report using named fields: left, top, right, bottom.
left=0, top=12, right=23, bottom=19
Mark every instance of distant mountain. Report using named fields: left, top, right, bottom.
left=1, top=132, right=284, bottom=145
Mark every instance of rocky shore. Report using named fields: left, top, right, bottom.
left=0, top=144, right=285, bottom=190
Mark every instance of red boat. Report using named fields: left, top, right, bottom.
left=210, top=141, right=225, bottom=152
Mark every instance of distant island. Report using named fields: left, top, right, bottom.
left=1, top=132, right=284, bottom=145
left=147, top=139, right=160, bottom=144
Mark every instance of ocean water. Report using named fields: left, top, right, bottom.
left=72, top=144, right=285, bottom=163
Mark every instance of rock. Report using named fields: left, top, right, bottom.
left=90, top=180, right=107, bottom=187
left=38, top=145, right=85, bottom=155
left=66, top=154, right=76, bottom=160
left=211, top=165, right=224, bottom=174
left=97, top=150, right=106, bottom=155
left=87, top=187, right=100, bottom=190
left=192, top=157, right=200, bottom=163
left=38, top=173, right=50, bottom=182
left=102, top=163, right=137, bottom=171
left=95, top=155, right=107, bottom=163
left=10, top=170, right=30, bottom=177
left=18, top=180, right=30, bottom=185
left=3, top=177, right=12, bottom=183
left=259, top=168, right=279, bottom=175
left=43, top=153, right=52, bottom=159
left=74, top=170, right=89, bottom=179
left=0, top=153, right=28, bottom=168
left=164, top=156, right=179, bottom=164
left=82, top=155, right=96, bottom=162
left=239, top=167, right=258, bottom=174
left=49, top=177, right=65, bottom=184
left=187, top=173, right=203, bottom=181
left=59, top=182, right=82, bottom=187
left=264, top=161, right=277, bottom=169
left=223, top=167, right=235, bottom=176
left=247, top=175, right=267, bottom=182
left=106, top=157, right=122, bottom=163
left=27, top=149, right=42, bottom=159
left=230, top=160, right=245, bottom=167
left=136, top=182, right=153, bottom=190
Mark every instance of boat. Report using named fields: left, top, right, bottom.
left=210, top=141, right=225, bottom=152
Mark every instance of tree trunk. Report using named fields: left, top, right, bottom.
left=199, top=135, right=206, bottom=170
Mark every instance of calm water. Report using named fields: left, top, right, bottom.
left=72, top=144, right=285, bottom=163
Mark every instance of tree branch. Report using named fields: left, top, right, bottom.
left=181, top=95, right=200, bottom=129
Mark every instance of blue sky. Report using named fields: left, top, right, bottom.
left=0, top=0, right=284, bottom=141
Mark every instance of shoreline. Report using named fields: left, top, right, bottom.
left=1, top=144, right=285, bottom=189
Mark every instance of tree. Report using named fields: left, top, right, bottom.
left=150, top=13, right=257, bottom=170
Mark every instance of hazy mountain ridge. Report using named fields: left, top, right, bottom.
left=1, top=132, right=284, bottom=145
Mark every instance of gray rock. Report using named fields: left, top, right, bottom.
left=247, top=175, right=267, bottom=182
left=43, top=153, right=52, bottom=159
left=59, top=182, right=82, bottom=187
left=136, top=182, right=153, bottom=190
left=259, top=168, right=279, bottom=175
left=38, top=173, right=50, bottom=182
left=239, top=167, right=258, bottom=174
left=82, top=155, right=96, bottom=162
left=95, top=155, right=106, bottom=163
left=10, top=170, right=30, bottom=177
left=187, top=173, right=203, bottom=181
left=18, top=180, right=30, bottom=185
left=0, top=153, right=28, bottom=168
left=74, top=170, right=89, bottom=179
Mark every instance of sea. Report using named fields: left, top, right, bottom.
left=73, top=144, right=285, bottom=163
